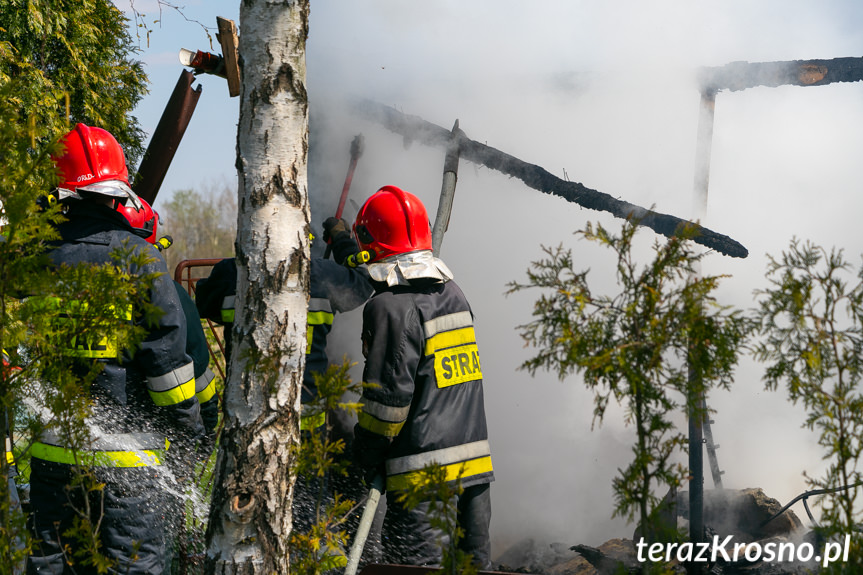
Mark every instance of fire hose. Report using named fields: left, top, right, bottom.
left=344, top=474, right=385, bottom=575
left=761, top=481, right=863, bottom=528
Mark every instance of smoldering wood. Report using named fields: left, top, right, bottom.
left=697, top=56, right=863, bottom=93
left=353, top=99, right=748, bottom=259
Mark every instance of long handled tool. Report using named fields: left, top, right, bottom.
left=335, top=134, right=365, bottom=221
left=344, top=474, right=385, bottom=575
left=325, top=134, right=364, bottom=259
left=431, top=120, right=461, bottom=257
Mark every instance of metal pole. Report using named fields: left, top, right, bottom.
left=686, top=89, right=716, bottom=575
left=692, top=90, right=715, bottom=220
left=132, top=70, right=202, bottom=205
left=693, top=87, right=724, bottom=488
left=431, top=120, right=461, bottom=257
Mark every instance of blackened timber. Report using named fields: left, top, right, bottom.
left=698, top=56, right=863, bottom=93
left=354, top=99, right=748, bottom=259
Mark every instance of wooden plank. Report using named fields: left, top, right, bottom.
left=216, top=16, right=241, bottom=97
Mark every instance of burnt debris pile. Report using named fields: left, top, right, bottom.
left=493, top=488, right=829, bottom=575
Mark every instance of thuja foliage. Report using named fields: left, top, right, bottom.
left=509, top=221, right=747, bottom=551
left=0, top=0, right=148, bottom=167
left=290, top=360, right=367, bottom=575
left=0, top=3, right=152, bottom=566
left=0, top=87, right=157, bottom=572
left=0, top=82, right=61, bottom=575
left=753, top=239, right=863, bottom=568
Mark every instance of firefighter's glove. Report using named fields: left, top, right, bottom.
left=322, top=217, right=351, bottom=244
left=362, top=463, right=385, bottom=486
left=352, top=425, right=390, bottom=485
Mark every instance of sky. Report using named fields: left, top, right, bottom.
left=116, top=0, right=863, bottom=561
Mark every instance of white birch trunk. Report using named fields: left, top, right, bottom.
left=205, top=1, right=310, bottom=573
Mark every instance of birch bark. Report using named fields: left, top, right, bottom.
left=205, top=1, right=310, bottom=573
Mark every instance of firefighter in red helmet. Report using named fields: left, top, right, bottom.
left=351, top=185, right=494, bottom=568
left=115, top=193, right=159, bottom=244
left=113, top=195, right=220, bottom=436
left=27, top=124, right=207, bottom=575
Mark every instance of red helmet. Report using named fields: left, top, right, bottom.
left=353, top=185, right=432, bottom=261
left=54, top=123, right=131, bottom=197
left=116, top=193, right=159, bottom=244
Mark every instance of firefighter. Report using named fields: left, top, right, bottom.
left=194, top=226, right=372, bottom=432
left=27, top=124, right=207, bottom=575
left=115, top=198, right=220, bottom=436
left=194, top=223, right=374, bottom=558
left=114, top=174, right=219, bottom=575
left=173, top=282, right=220, bottom=436
left=350, top=185, right=494, bottom=568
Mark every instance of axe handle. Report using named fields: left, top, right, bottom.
left=325, top=134, right=363, bottom=260
left=335, top=153, right=360, bottom=220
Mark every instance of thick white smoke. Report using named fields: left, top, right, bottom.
left=124, top=0, right=863, bottom=560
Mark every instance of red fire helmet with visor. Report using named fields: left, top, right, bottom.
left=353, top=185, right=432, bottom=262
left=116, top=193, right=160, bottom=244
left=53, top=123, right=133, bottom=200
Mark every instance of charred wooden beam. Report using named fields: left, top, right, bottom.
left=354, top=99, right=748, bottom=259
left=698, top=56, right=863, bottom=93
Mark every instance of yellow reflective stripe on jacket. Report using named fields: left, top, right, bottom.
left=42, top=297, right=133, bottom=321
left=300, top=411, right=326, bottom=431
left=221, top=295, right=235, bottom=323
left=424, top=326, right=478, bottom=356
left=386, top=456, right=494, bottom=492
left=357, top=397, right=411, bottom=438
left=308, top=297, right=334, bottom=318
left=306, top=298, right=334, bottom=354
left=386, top=440, right=491, bottom=475
left=358, top=411, right=406, bottom=437
left=42, top=297, right=133, bottom=359
left=30, top=441, right=166, bottom=467
left=307, top=311, right=334, bottom=325
left=147, top=362, right=196, bottom=406
left=423, top=311, right=473, bottom=340
left=195, top=368, right=217, bottom=404
left=305, top=325, right=314, bottom=354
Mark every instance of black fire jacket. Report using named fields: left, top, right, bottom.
left=195, top=254, right=372, bottom=403
left=35, top=202, right=205, bottom=464
left=174, top=281, right=219, bottom=436
left=354, top=278, right=494, bottom=492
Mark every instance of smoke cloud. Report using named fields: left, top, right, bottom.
left=124, top=0, right=863, bottom=560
